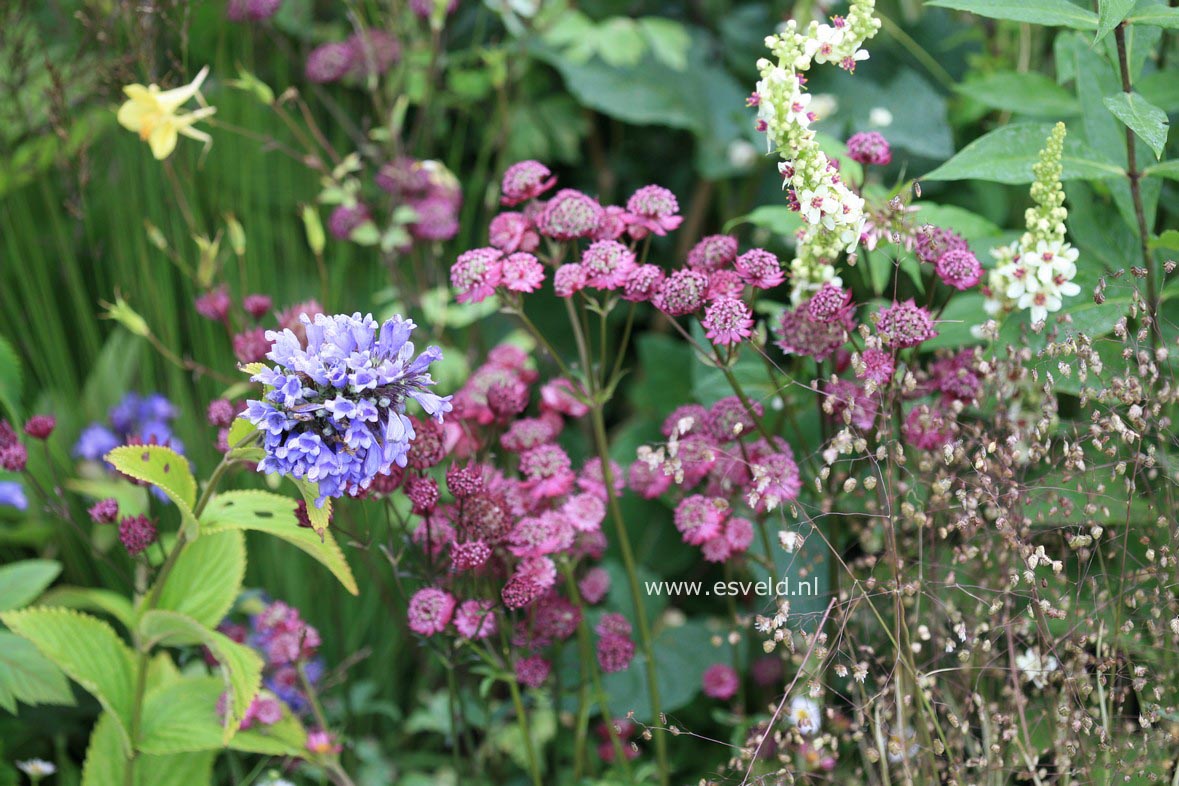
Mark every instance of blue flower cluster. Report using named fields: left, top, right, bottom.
left=0, top=481, right=26, bottom=511
left=74, top=392, right=185, bottom=462
left=244, top=313, right=452, bottom=504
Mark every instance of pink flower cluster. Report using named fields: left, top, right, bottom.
left=306, top=30, right=401, bottom=83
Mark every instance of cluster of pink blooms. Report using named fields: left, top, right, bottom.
left=326, top=156, right=464, bottom=247
left=215, top=600, right=325, bottom=735
left=353, top=343, right=636, bottom=686
left=451, top=161, right=793, bottom=349
left=305, top=30, right=401, bottom=84
left=195, top=288, right=324, bottom=367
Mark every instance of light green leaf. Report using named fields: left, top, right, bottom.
left=38, top=586, right=135, bottom=630
left=922, top=123, right=1125, bottom=183
left=925, top=0, right=1098, bottom=29
left=105, top=445, right=198, bottom=536
left=228, top=706, right=309, bottom=757
left=725, top=204, right=803, bottom=237
left=64, top=477, right=150, bottom=518
left=139, top=676, right=226, bottom=754
left=1126, top=5, right=1179, bottom=27
left=1095, top=0, right=1136, bottom=42
left=0, top=334, right=21, bottom=420
left=200, top=490, right=358, bottom=595
left=1151, top=229, right=1179, bottom=251
left=83, top=712, right=217, bottom=786
left=292, top=478, right=333, bottom=535
left=955, top=71, right=1080, bottom=116
left=150, top=530, right=246, bottom=628
left=1103, top=91, right=1170, bottom=158
left=596, top=18, right=645, bottom=67
left=0, top=631, right=75, bottom=713
left=1, top=608, right=135, bottom=753
left=139, top=610, right=263, bottom=742
left=638, top=17, right=691, bottom=71
left=0, top=559, right=61, bottom=612
left=1144, top=160, right=1179, bottom=180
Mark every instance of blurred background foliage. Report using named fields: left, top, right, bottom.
left=1, top=0, right=1177, bottom=781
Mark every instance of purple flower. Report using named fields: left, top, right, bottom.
left=0, top=481, right=26, bottom=511
left=244, top=313, right=452, bottom=504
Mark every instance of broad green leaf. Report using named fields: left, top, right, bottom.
left=925, top=0, right=1098, bottom=30
left=1103, top=91, right=1170, bottom=158
left=922, top=124, right=1125, bottom=183
left=596, top=18, right=645, bottom=68
left=1151, top=229, right=1179, bottom=251
left=725, top=204, right=803, bottom=237
left=955, top=71, right=1080, bottom=116
left=38, top=586, right=135, bottom=630
left=105, top=445, right=198, bottom=536
left=1138, top=71, right=1179, bottom=113
left=228, top=706, right=309, bottom=757
left=200, top=490, right=358, bottom=595
left=0, top=631, right=74, bottom=713
left=64, top=477, right=150, bottom=518
left=82, top=711, right=217, bottom=786
left=1095, top=0, right=1136, bottom=42
left=139, top=609, right=263, bottom=742
left=0, top=334, right=21, bottom=420
left=1, top=608, right=135, bottom=753
left=139, top=676, right=226, bottom=754
left=292, top=478, right=334, bottom=535
left=0, top=559, right=60, bottom=612
left=1143, top=159, right=1179, bottom=181
left=913, top=204, right=1002, bottom=243
left=1126, top=5, right=1179, bottom=27
left=150, top=529, right=246, bottom=628
left=638, top=17, right=691, bottom=71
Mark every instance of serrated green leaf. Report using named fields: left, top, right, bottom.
left=955, top=71, right=1080, bottom=116
left=1095, top=0, right=1136, bottom=42
left=0, top=559, right=60, bottom=612
left=1103, top=91, right=1170, bottom=158
left=200, top=490, right=358, bottom=595
left=925, top=0, right=1098, bottom=29
left=38, top=587, right=135, bottom=630
left=922, top=123, right=1125, bottom=183
left=139, top=676, right=226, bottom=754
left=150, top=530, right=246, bottom=628
left=83, top=711, right=217, bottom=786
left=1, top=608, right=135, bottom=753
left=0, top=334, right=21, bottom=420
left=1126, top=5, right=1179, bottom=27
left=105, top=445, right=199, bottom=536
left=0, top=631, right=75, bottom=713
left=292, top=479, right=333, bottom=535
left=139, top=610, right=262, bottom=742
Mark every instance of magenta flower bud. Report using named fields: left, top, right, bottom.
left=23, top=415, right=56, bottom=441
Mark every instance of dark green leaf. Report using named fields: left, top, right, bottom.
left=922, top=123, right=1124, bottom=183
left=1126, top=5, right=1179, bottom=27
left=956, top=71, right=1080, bottom=116
left=925, top=0, right=1098, bottom=30
left=1103, top=91, right=1171, bottom=158
left=1096, top=0, right=1137, bottom=42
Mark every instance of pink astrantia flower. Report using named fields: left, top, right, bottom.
left=725, top=516, right=755, bottom=552
left=502, top=556, right=558, bottom=608
left=553, top=263, right=587, bottom=297
left=706, top=269, right=746, bottom=301
left=596, top=633, right=636, bottom=672
left=857, top=348, right=896, bottom=386
left=903, top=403, right=957, bottom=450
left=577, top=457, right=625, bottom=500
left=501, top=161, right=557, bottom=206
left=451, top=247, right=503, bottom=304
left=453, top=599, right=497, bottom=639
left=628, top=459, right=672, bottom=499
left=708, top=397, right=763, bottom=443
left=407, top=587, right=456, bottom=636
left=935, top=249, right=982, bottom=291
left=824, top=379, right=878, bottom=430
left=703, top=296, right=754, bottom=346
left=579, top=567, right=611, bottom=604
left=622, top=264, right=665, bottom=302
left=538, top=189, right=604, bottom=240
left=489, top=211, right=541, bottom=254
left=702, top=663, right=740, bottom=699
left=509, top=509, right=574, bottom=556
left=540, top=378, right=589, bottom=417
left=500, top=252, right=546, bottom=293
left=775, top=306, right=853, bottom=361
left=515, top=655, right=552, bottom=687
left=674, top=495, right=728, bottom=546
left=875, top=299, right=938, bottom=348
left=655, top=269, right=710, bottom=316
left=561, top=492, right=606, bottom=532
left=581, top=240, right=637, bottom=290
left=687, top=235, right=739, bottom=272
left=805, top=282, right=853, bottom=323
left=734, top=248, right=784, bottom=289
left=846, top=131, right=892, bottom=166
left=624, top=185, right=683, bottom=239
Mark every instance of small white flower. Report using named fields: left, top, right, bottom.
left=17, top=760, right=57, bottom=778
left=1015, top=647, right=1059, bottom=689
left=788, top=696, right=822, bottom=735
left=868, top=106, right=893, bottom=127
left=887, top=726, right=919, bottom=762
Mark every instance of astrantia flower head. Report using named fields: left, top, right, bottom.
left=581, top=240, right=637, bottom=290
left=346, top=30, right=401, bottom=78
left=845, top=131, right=891, bottom=166
left=454, top=599, right=497, bottom=639
left=451, top=247, right=503, bottom=304
left=500, top=252, right=546, bottom=293
left=119, top=514, right=158, bottom=556
left=655, top=269, right=710, bottom=316
left=117, top=66, right=216, bottom=160
left=702, top=663, right=740, bottom=699
left=708, top=396, right=764, bottom=442
left=537, top=189, right=604, bottom=240
left=553, top=263, right=588, bottom=297
left=489, top=212, right=541, bottom=254
left=913, top=225, right=968, bottom=265
left=328, top=203, right=372, bottom=241
left=515, top=655, right=551, bottom=687
left=621, top=264, right=665, bottom=303
left=935, top=249, right=982, bottom=291
left=734, top=248, right=785, bottom=289
left=624, top=185, right=683, bottom=238
left=407, top=587, right=456, bottom=636
left=703, top=296, right=754, bottom=346
left=805, top=282, right=853, bottom=323
left=775, top=304, right=852, bottom=361
left=88, top=498, right=119, bottom=524
left=688, top=235, right=739, bottom=272
left=903, top=403, right=956, bottom=450
left=501, top=161, right=557, bottom=206
left=305, top=42, right=355, bottom=83
left=674, top=495, right=728, bottom=546
left=875, top=299, right=937, bottom=348
left=245, top=313, right=452, bottom=504
left=856, top=348, right=895, bottom=386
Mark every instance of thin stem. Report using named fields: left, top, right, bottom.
left=1114, top=23, right=1160, bottom=349
left=507, top=676, right=543, bottom=786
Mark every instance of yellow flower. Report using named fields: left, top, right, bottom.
left=117, top=66, right=216, bottom=160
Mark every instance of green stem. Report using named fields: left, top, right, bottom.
left=507, top=677, right=543, bottom=786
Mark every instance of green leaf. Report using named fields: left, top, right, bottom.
left=1151, top=229, right=1179, bottom=251
left=913, top=204, right=1003, bottom=243
left=104, top=445, right=198, bottom=536
left=1095, top=0, right=1137, bottom=42
left=199, top=490, right=358, bottom=595
left=1126, top=5, right=1179, bottom=27
left=1103, top=91, right=1171, bottom=158
left=596, top=18, right=646, bottom=67
left=1143, top=159, right=1179, bottom=181
left=1, top=608, right=136, bottom=753
left=638, top=17, right=691, bottom=71
left=0, top=334, right=21, bottom=420
left=925, top=0, right=1098, bottom=29
left=150, top=530, right=246, bottom=628
left=292, top=479, right=334, bottom=535
left=725, top=204, right=803, bottom=237
left=38, top=587, right=135, bottom=630
left=922, top=123, right=1125, bottom=183
left=82, top=712, right=217, bottom=786
left=139, top=610, right=263, bottom=742
left=0, top=631, right=74, bottom=713
left=0, top=559, right=60, bottom=612
left=955, top=71, right=1080, bottom=116
left=228, top=706, right=309, bottom=757
left=139, top=676, right=226, bottom=754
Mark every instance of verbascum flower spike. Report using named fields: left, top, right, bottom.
left=984, top=123, right=1080, bottom=324
left=753, top=0, right=881, bottom=303
left=117, top=66, right=217, bottom=160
